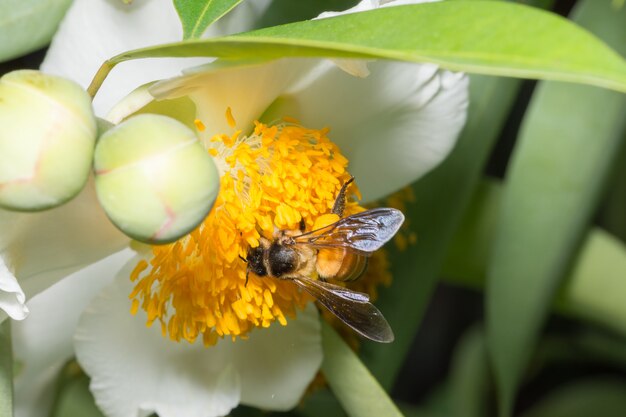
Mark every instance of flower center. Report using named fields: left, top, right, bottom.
left=129, top=117, right=363, bottom=345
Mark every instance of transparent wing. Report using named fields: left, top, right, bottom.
left=294, top=208, right=404, bottom=255
left=291, top=276, right=394, bottom=343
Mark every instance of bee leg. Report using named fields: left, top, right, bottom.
left=331, top=176, right=355, bottom=217
left=245, top=270, right=250, bottom=287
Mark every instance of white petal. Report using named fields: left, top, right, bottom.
left=0, top=256, right=28, bottom=320
left=151, top=59, right=318, bottom=140
left=12, top=249, right=134, bottom=417
left=236, top=305, right=322, bottom=410
left=316, top=0, right=381, bottom=18
left=273, top=61, right=469, bottom=202
left=317, top=0, right=437, bottom=18
left=0, top=180, right=128, bottom=303
left=75, top=256, right=322, bottom=417
left=42, top=0, right=271, bottom=115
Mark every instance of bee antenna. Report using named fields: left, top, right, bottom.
left=239, top=255, right=248, bottom=263
left=245, top=269, right=250, bottom=287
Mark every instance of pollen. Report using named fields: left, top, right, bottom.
left=194, top=119, right=206, bottom=132
left=129, top=119, right=363, bottom=345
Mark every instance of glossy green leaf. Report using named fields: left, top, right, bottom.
left=0, top=320, right=13, bottom=417
left=173, top=0, right=243, bottom=40
left=0, top=0, right=73, bottom=63
left=361, top=73, right=522, bottom=389
left=485, top=1, right=626, bottom=415
left=521, top=379, right=626, bottom=417
left=88, top=1, right=626, bottom=97
left=443, top=179, right=626, bottom=339
left=321, top=322, right=404, bottom=417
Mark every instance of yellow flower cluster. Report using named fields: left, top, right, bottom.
left=129, top=119, right=362, bottom=345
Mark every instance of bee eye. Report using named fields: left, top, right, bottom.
left=269, top=243, right=297, bottom=276
left=247, top=247, right=267, bottom=276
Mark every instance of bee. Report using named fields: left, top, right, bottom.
left=244, top=177, right=404, bottom=343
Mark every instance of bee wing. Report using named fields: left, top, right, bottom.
left=291, top=276, right=394, bottom=343
left=294, top=208, right=405, bottom=255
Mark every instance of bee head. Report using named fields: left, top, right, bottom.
left=246, top=246, right=267, bottom=277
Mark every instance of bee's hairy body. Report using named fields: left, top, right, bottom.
left=247, top=231, right=315, bottom=280
left=247, top=229, right=367, bottom=282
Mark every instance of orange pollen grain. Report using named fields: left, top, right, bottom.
left=129, top=119, right=363, bottom=345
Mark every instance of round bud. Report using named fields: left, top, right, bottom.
left=0, top=70, right=97, bottom=211
left=94, top=114, right=219, bottom=244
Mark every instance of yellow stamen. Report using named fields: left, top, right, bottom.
left=130, top=119, right=363, bottom=344
left=194, top=119, right=206, bottom=132
left=225, top=107, right=236, bottom=129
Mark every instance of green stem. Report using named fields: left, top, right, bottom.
left=321, top=321, right=404, bottom=417
left=86, top=60, right=115, bottom=99
left=0, top=320, right=13, bottom=417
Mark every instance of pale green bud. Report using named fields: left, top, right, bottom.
left=94, top=114, right=219, bottom=244
left=0, top=70, right=97, bottom=211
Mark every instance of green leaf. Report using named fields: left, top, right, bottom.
left=51, top=375, right=104, bottom=417
left=173, top=0, right=243, bottom=40
left=93, top=1, right=626, bottom=96
left=0, top=320, right=13, bottom=417
left=361, top=74, right=522, bottom=389
left=598, top=137, right=626, bottom=241
left=556, top=229, right=626, bottom=336
left=320, top=321, right=404, bottom=417
left=443, top=179, right=626, bottom=340
left=521, top=379, right=626, bottom=417
left=0, top=0, right=73, bottom=63
left=485, top=1, right=626, bottom=415
left=446, top=327, right=489, bottom=417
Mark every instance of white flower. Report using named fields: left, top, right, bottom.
left=10, top=0, right=469, bottom=417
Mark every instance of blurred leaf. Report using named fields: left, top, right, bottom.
left=92, top=2, right=626, bottom=97
left=0, top=0, right=73, bottom=63
left=361, top=75, right=522, bottom=389
left=50, top=361, right=103, bottom=417
left=443, top=179, right=626, bottom=339
left=521, top=379, right=626, bottom=417
left=298, top=389, right=347, bottom=417
left=320, top=322, right=404, bottom=417
left=413, top=326, right=491, bottom=417
left=485, top=1, right=626, bottom=414
left=598, top=136, right=626, bottom=241
left=442, top=180, right=501, bottom=289
left=556, top=229, right=626, bottom=335
left=446, top=327, right=490, bottom=417
left=173, top=0, right=243, bottom=39
left=0, top=321, right=12, bottom=417
left=51, top=373, right=104, bottom=417
left=572, top=330, right=626, bottom=371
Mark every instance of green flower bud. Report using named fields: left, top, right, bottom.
left=0, top=70, right=97, bottom=211
left=94, top=114, right=219, bottom=244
